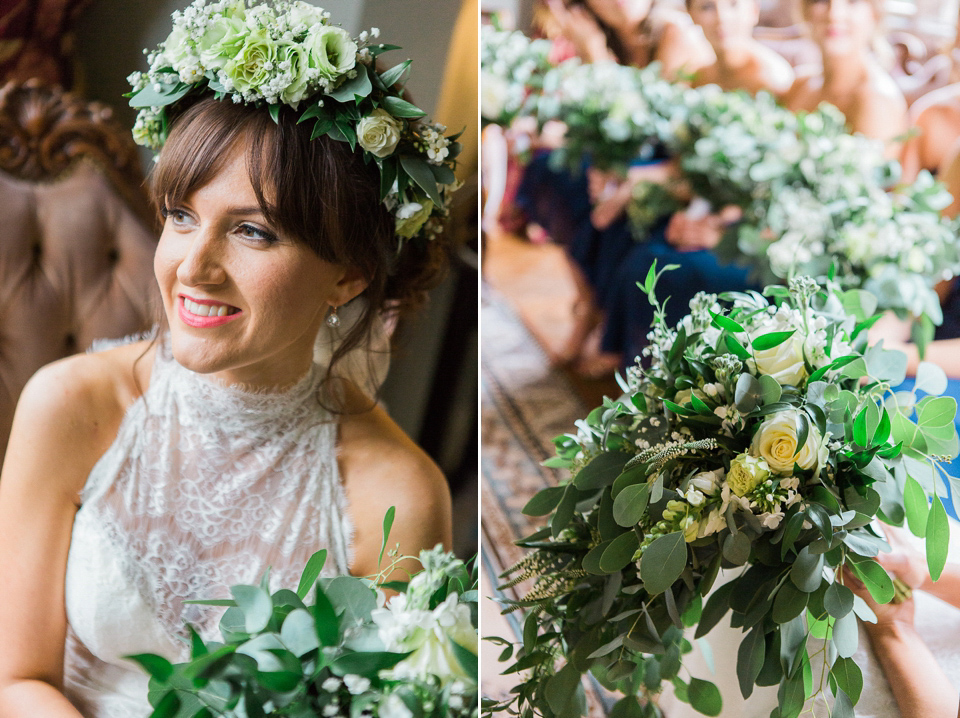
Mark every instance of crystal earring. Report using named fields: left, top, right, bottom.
left=326, top=305, right=340, bottom=328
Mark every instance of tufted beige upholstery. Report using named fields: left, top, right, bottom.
left=0, top=80, right=158, bottom=462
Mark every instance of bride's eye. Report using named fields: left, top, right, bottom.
left=161, top=207, right=192, bottom=227
left=236, top=223, right=279, bottom=245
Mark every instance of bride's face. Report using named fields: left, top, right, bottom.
left=154, top=143, right=348, bottom=389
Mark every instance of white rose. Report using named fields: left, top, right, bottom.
left=480, top=73, right=509, bottom=121
left=357, top=108, right=401, bottom=158
left=749, top=335, right=807, bottom=386
left=752, top=410, right=824, bottom=475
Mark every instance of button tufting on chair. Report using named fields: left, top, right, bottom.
left=0, top=79, right=159, bottom=464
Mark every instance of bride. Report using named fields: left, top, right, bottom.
left=0, top=2, right=458, bottom=716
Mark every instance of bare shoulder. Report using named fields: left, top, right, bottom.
left=2, top=340, right=154, bottom=500
left=337, top=388, right=452, bottom=577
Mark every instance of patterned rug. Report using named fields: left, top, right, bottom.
left=480, top=283, right=611, bottom=716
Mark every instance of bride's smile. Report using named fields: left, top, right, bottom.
left=153, top=140, right=360, bottom=391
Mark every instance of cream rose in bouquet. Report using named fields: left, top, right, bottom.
left=486, top=270, right=958, bottom=718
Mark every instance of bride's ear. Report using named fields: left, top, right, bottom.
left=329, top=265, right=370, bottom=309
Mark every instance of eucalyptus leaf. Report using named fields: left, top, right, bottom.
left=230, top=586, right=273, bottom=634
left=830, top=656, right=863, bottom=703
left=927, top=497, right=950, bottom=581
left=600, top=531, right=641, bottom=573
left=688, top=677, right=723, bottom=716
left=832, top=611, right=859, bottom=658
left=823, top=582, right=854, bottom=619
left=789, top=546, right=824, bottom=593
left=522, top=486, right=566, bottom=517
left=640, top=532, right=687, bottom=595
left=612, top=482, right=650, bottom=527
left=915, top=361, right=948, bottom=397
left=903, top=476, right=929, bottom=538
left=328, top=70, right=373, bottom=102
left=848, top=557, right=895, bottom=604
left=297, top=550, right=328, bottom=600
left=736, top=625, right=765, bottom=699
left=383, top=95, right=426, bottom=118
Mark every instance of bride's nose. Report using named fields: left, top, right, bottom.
left=177, top=228, right=227, bottom=287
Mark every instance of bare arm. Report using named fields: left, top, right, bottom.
left=0, top=357, right=125, bottom=717
left=868, top=622, right=958, bottom=718
left=339, top=386, right=453, bottom=583
left=846, top=569, right=958, bottom=718
left=848, top=82, right=908, bottom=159
left=655, top=22, right=712, bottom=83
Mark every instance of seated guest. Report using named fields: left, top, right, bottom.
left=542, top=0, right=712, bottom=79
left=689, top=0, right=795, bottom=98
left=784, top=0, right=907, bottom=155
left=901, top=83, right=960, bottom=181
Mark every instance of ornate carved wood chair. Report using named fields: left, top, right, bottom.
left=0, top=78, right=158, bottom=461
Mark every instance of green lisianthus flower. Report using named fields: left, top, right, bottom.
left=278, top=41, right=311, bottom=105
left=197, top=14, right=247, bottom=71
left=223, top=33, right=278, bottom=94
left=305, top=25, right=357, bottom=80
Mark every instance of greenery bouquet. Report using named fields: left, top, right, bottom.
left=485, top=269, right=959, bottom=718
left=535, top=61, right=681, bottom=174
left=667, top=87, right=960, bottom=346
left=480, top=25, right=553, bottom=127
left=130, top=512, right=478, bottom=718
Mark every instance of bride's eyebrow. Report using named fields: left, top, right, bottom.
left=224, top=207, right=266, bottom=216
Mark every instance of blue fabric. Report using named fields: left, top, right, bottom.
left=936, top=279, right=960, bottom=341
left=513, top=152, right=638, bottom=310
left=600, top=219, right=755, bottom=364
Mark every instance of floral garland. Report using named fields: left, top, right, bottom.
left=486, top=270, right=959, bottom=718
left=127, top=0, right=461, bottom=244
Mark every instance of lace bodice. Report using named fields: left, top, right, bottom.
left=62, top=336, right=354, bottom=718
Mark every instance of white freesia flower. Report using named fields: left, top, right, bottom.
left=380, top=693, right=414, bottom=718
left=356, top=108, right=401, bottom=158
left=372, top=592, right=477, bottom=684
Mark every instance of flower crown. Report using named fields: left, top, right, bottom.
left=127, top=0, right=461, bottom=245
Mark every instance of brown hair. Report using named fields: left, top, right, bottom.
left=150, top=96, right=450, bottom=390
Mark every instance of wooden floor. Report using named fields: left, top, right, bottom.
left=480, top=226, right=620, bottom=714
left=481, top=227, right=620, bottom=408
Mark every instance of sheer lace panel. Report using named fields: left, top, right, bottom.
left=63, top=336, right=355, bottom=714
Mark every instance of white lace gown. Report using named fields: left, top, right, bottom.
left=61, top=337, right=355, bottom=718
left=659, top=524, right=960, bottom=718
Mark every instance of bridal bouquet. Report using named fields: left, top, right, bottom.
left=536, top=61, right=681, bottom=174
left=130, top=516, right=478, bottom=717
left=480, top=25, right=553, bottom=126
left=485, top=270, right=958, bottom=718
